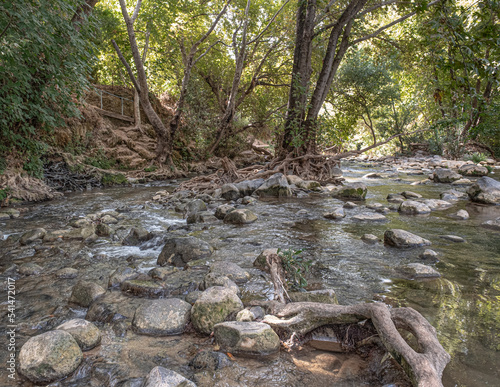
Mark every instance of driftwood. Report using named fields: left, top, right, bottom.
left=262, top=302, right=450, bottom=387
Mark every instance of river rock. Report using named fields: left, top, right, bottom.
left=56, top=319, right=101, bottom=350
left=122, top=227, right=152, bottom=246
left=149, top=266, right=179, bottom=280
left=157, top=236, right=213, bottom=267
left=452, top=178, right=472, bottom=186
left=69, top=280, right=106, bottom=307
left=18, top=262, right=43, bottom=276
left=56, top=267, right=78, bottom=279
left=330, top=166, right=343, bottom=177
left=296, top=180, right=321, bottom=190
left=220, top=184, right=241, bottom=201
left=467, top=176, right=500, bottom=204
left=108, top=267, right=139, bottom=288
left=323, top=207, right=345, bottom=219
left=214, top=204, right=235, bottom=220
left=384, top=229, right=431, bottom=248
left=452, top=210, right=469, bottom=220
left=187, top=211, right=218, bottom=224
left=191, top=286, right=243, bottom=335
left=63, top=226, right=96, bottom=241
left=143, top=366, right=196, bottom=387
left=363, top=172, right=382, bottom=179
left=200, top=272, right=239, bottom=294
left=18, top=330, right=83, bottom=384
left=440, top=235, right=465, bottom=243
left=398, top=200, right=431, bottom=215
left=420, top=249, right=439, bottom=262
left=95, top=223, right=113, bottom=237
left=288, top=289, right=338, bottom=304
left=132, top=298, right=191, bottom=336
left=223, top=208, right=258, bottom=224
left=386, top=193, right=405, bottom=204
left=0, top=208, right=20, bottom=218
left=352, top=212, right=387, bottom=221
left=481, top=217, right=500, bottom=231
left=440, top=189, right=468, bottom=201
left=402, top=263, right=441, bottom=279
left=433, top=168, right=462, bottom=183
left=213, top=321, right=280, bottom=356
left=189, top=351, right=232, bottom=371
left=20, top=228, right=46, bottom=245
left=186, top=199, right=208, bottom=214
left=121, top=279, right=166, bottom=298
left=254, top=173, right=292, bottom=197
left=286, top=175, right=304, bottom=186
left=343, top=201, right=358, bottom=208
left=210, top=261, right=250, bottom=284
left=100, top=214, right=118, bottom=224
left=459, top=163, right=489, bottom=177
left=422, top=199, right=453, bottom=210
left=333, top=183, right=367, bottom=200
left=401, top=191, right=422, bottom=199
left=234, top=179, right=265, bottom=196
left=362, top=234, right=379, bottom=244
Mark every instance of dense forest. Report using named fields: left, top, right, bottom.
left=1, top=0, right=499, bottom=189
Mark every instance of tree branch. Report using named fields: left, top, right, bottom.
left=111, top=39, right=141, bottom=94
left=248, top=0, right=290, bottom=44
left=131, top=0, right=142, bottom=23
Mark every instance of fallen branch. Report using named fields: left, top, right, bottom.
left=262, top=302, right=450, bottom=387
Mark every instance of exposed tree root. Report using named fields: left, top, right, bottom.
left=262, top=302, right=450, bottom=387
left=0, top=173, right=62, bottom=203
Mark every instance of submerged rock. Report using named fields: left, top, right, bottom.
left=56, top=267, right=78, bottom=279
left=157, top=236, right=213, bottom=267
left=190, top=286, right=243, bottom=335
left=132, top=298, right=191, bottom=336
left=56, top=318, right=101, bottom=351
left=190, top=351, right=232, bottom=371
left=362, top=234, right=379, bottom=244
left=420, top=249, right=439, bottom=262
left=18, top=262, right=43, bottom=276
left=481, top=217, right=500, bottom=231
left=402, top=263, right=441, bottom=279
left=288, top=289, right=338, bottom=304
left=214, top=321, right=280, bottom=356
left=323, top=207, right=345, bottom=219
left=108, top=267, right=139, bottom=288
left=20, top=228, right=46, bottom=245
left=384, top=229, right=431, bottom=248
left=18, top=330, right=83, bottom=384
left=69, top=280, right=106, bottom=307
left=352, top=213, right=387, bottom=221
left=143, top=366, right=196, bottom=387
left=120, top=279, right=166, bottom=298
left=451, top=210, right=469, bottom=220
left=467, top=176, right=500, bottom=204
left=122, top=227, right=152, bottom=246
left=440, top=235, right=465, bottom=243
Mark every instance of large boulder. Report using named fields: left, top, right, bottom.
left=398, top=200, right=431, bottom=215
left=56, top=319, right=101, bottom=351
left=18, top=330, right=83, bottom=384
left=143, top=366, right=196, bottom=387
left=213, top=321, right=280, bottom=356
left=223, top=209, right=258, bottom=224
left=69, top=280, right=106, bottom=307
left=157, top=236, right=213, bottom=267
left=384, top=229, right=431, bottom=248
left=433, top=168, right=462, bottom=183
left=254, top=173, right=292, bottom=197
left=132, top=298, right=191, bottom=336
left=333, top=183, right=367, bottom=200
left=467, top=176, right=500, bottom=204
left=459, top=163, right=489, bottom=177
left=190, top=286, right=243, bottom=334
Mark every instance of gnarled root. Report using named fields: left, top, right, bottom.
left=263, top=302, right=450, bottom=387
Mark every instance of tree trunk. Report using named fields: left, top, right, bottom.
left=133, top=89, right=141, bottom=127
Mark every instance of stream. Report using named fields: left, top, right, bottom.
left=0, top=160, right=499, bottom=386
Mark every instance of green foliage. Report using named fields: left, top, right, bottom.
left=85, top=148, right=116, bottom=169
left=0, top=187, right=11, bottom=202
left=143, top=165, right=157, bottom=172
left=0, top=0, right=97, bottom=176
left=464, top=152, right=488, bottom=163
left=101, top=173, right=127, bottom=186
left=277, top=248, right=312, bottom=291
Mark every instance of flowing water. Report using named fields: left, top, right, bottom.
left=0, top=161, right=499, bottom=386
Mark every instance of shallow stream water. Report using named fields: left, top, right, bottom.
left=0, top=161, right=499, bottom=386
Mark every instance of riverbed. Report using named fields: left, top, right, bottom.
left=1, top=160, right=499, bottom=386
